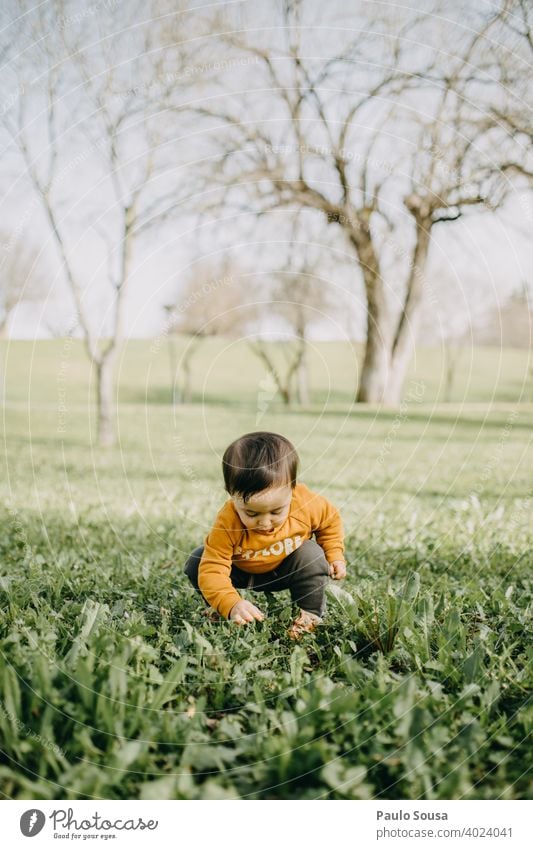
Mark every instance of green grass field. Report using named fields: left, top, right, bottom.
left=0, top=341, right=531, bottom=799
left=1, top=338, right=532, bottom=407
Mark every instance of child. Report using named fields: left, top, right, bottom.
left=184, top=431, right=346, bottom=638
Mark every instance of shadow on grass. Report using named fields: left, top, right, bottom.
left=295, top=405, right=533, bottom=431
left=119, top=387, right=357, bottom=407
left=118, top=389, right=533, bottom=430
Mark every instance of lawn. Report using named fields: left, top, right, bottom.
left=0, top=341, right=531, bottom=799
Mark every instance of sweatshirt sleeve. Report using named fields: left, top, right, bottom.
left=311, top=493, right=345, bottom=564
left=198, top=505, right=242, bottom=618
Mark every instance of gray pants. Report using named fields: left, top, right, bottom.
left=184, top=539, right=329, bottom=617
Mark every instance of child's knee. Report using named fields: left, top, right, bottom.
left=297, top=540, right=330, bottom=577
left=184, top=546, right=204, bottom=587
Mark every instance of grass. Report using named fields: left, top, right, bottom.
left=1, top=337, right=532, bottom=406
left=0, top=341, right=531, bottom=799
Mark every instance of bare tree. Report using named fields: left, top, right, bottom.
left=166, top=262, right=256, bottom=403
left=1, top=1, right=192, bottom=444
left=0, top=230, right=48, bottom=337
left=490, top=0, right=533, bottom=183
left=249, top=335, right=306, bottom=407
left=178, top=1, right=517, bottom=405
left=249, top=264, right=342, bottom=407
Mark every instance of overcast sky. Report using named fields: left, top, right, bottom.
left=1, top=0, right=532, bottom=340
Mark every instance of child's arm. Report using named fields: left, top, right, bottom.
left=198, top=505, right=265, bottom=622
left=197, top=524, right=242, bottom=618
left=199, top=538, right=264, bottom=621
left=311, top=494, right=346, bottom=578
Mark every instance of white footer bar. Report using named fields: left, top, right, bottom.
left=3, top=799, right=530, bottom=848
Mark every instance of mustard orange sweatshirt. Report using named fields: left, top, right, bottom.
left=198, top=483, right=345, bottom=617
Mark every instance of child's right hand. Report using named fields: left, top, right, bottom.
left=229, top=599, right=265, bottom=625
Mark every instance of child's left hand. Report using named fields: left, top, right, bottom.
left=329, top=560, right=347, bottom=580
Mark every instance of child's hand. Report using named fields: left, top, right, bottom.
left=229, top=599, right=265, bottom=625
left=329, top=560, right=347, bottom=580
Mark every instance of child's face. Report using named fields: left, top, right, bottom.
left=232, top=484, right=293, bottom=534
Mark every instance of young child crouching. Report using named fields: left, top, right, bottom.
left=184, top=431, right=346, bottom=638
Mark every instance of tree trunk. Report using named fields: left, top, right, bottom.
left=167, top=335, right=179, bottom=404
left=349, top=227, right=392, bottom=403
left=95, top=354, right=116, bottom=447
left=444, top=345, right=455, bottom=403
left=249, top=341, right=292, bottom=406
left=297, top=358, right=310, bottom=405
left=384, top=358, right=411, bottom=407
left=384, top=214, right=432, bottom=405
left=443, top=339, right=464, bottom=403
left=355, top=269, right=391, bottom=402
left=296, top=345, right=310, bottom=406
left=283, top=337, right=308, bottom=407
left=357, top=318, right=391, bottom=402
left=176, top=337, right=200, bottom=404
left=181, top=355, right=193, bottom=403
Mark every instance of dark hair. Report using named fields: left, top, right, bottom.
left=222, top=432, right=299, bottom=502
